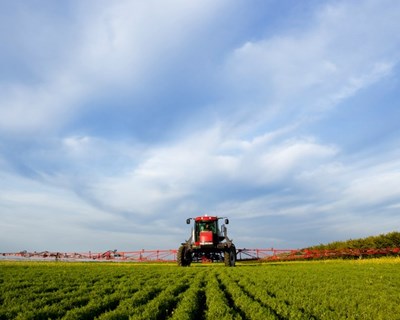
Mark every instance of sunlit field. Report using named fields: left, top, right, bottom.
left=1, top=258, right=399, bottom=319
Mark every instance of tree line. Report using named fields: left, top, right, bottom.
left=307, top=231, right=400, bottom=250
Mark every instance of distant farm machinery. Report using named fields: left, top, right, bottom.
left=177, top=215, right=236, bottom=267
left=2, top=247, right=399, bottom=262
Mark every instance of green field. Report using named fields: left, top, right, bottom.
left=1, top=259, right=399, bottom=320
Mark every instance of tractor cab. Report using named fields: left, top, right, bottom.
left=195, top=216, right=218, bottom=246
left=186, top=215, right=230, bottom=247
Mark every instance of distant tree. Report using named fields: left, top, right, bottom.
left=306, top=231, right=400, bottom=250
left=387, top=232, right=400, bottom=247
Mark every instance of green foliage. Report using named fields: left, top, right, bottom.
left=309, top=231, right=400, bottom=250
left=169, top=272, right=205, bottom=320
left=1, top=260, right=400, bottom=319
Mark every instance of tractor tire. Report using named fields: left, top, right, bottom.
left=177, top=245, right=186, bottom=266
left=224, top=245, right=236, bottom=267
left=185, top=249, right=192, bottom=267
left=177, top=245, right=191, bottom=267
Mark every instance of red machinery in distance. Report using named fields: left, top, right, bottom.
left=2, top=247, right=399, bottom=262
left=0, top=249, right=178, bottom=262
left=177, top=215, right=237, bottom=267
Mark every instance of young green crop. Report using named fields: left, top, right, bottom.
left=1, top=259, right=400, bottom=319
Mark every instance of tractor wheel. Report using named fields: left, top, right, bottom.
left=185, top=249, right=192, bottom=266
left=177, top=245, right=186, bottom=266
left=224, top=245, right=236, bottom=267
left=177, top=245, right=191, bottom=267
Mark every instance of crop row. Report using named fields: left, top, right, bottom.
left=1, top=259, right=400, bottom=319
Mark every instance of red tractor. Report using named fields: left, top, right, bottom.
left=177, top=215, right=236, bottom=267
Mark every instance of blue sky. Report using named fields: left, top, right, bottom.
left=1, top=0, right=400, bottom=252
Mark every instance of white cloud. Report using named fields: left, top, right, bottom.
left=0, top=78, right=85, bottom=132
left=76, top=0, right=225, bottom=79
left=60, top=135, right=135, bottom=164
left=85, top=126, right=338, bottom=217
left=255, top=138, right=337, bottom=183
left=0, top=0, right=226, bottom=134
left=0, top=171, right=117, bottom=251
left=223, top=0, right=400, bottom=120
left=337, top=168, right=400, bottom=209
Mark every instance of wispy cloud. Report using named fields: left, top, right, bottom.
left=223, top=1, right=399, bottom=118
left=0, top=0, right=226, bottom=134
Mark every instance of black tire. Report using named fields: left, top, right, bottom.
left=177, top=245, right=186, bottom=266
left=177, top=245, right=192, bottom=267
left=185, top=249, right=192, bottom=267
left=224, top=245, right=236, bottom=267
